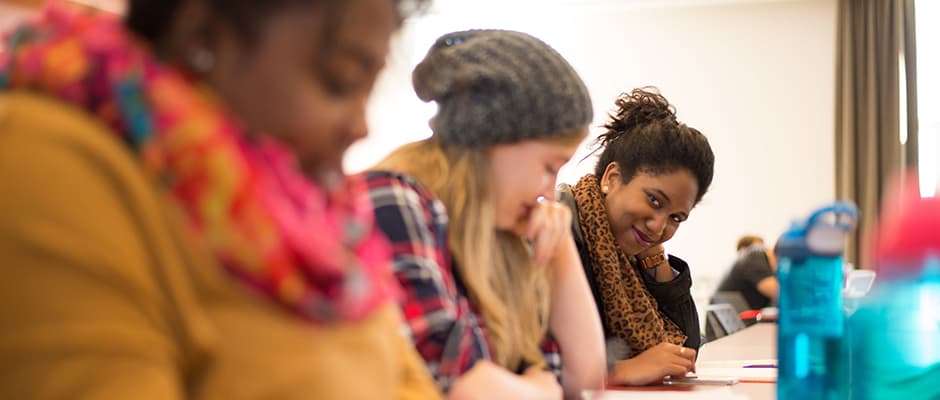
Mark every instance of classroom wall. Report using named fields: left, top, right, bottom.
left=348, top=0, right=840, bottom=320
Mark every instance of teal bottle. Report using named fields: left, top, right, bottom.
left=847, top=190, right=940, bottom=400
left=776, top=203, right=858, bottom=400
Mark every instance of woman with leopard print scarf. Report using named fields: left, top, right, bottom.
left=558, top=87, right=715, bottom=386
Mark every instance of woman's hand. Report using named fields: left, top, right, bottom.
left=522, top=366, right=563, bottom=399
left=525, top=199, right=573, bottom=267
left=636, top=244, right=676, bottom=282
left=528, top=199, right=607, bottom=398
left=636, top=243, right=665, bottom=260
left=609, top=342, right=696, bottom=386
left=448, top=361, right=562, bottom=400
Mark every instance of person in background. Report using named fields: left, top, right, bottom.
left=735, top=235, right=765, bottom=255
left=558, top=87, right=715, bottom=386
left=0, top=0, right=441, bottom=398
left=715, top=235, right=780, bottom=310
left=367, top=30, right=607, bottom=399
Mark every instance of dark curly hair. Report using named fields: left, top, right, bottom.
left=125, top=0, right=430, bottom=44
left=593, top=87, right=714, bottom=204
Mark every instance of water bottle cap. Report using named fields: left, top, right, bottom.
left=873, top=181, right=940, bottom=272
left=776, top=202, right=858, bottom=261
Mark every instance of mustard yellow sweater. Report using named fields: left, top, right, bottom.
left=0, top=92, right=441, bottom=400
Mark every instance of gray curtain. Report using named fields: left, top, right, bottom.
left=836, top=0, right=918, bottom=266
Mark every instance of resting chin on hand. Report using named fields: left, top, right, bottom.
left=636, top=244, right=676, bottom=283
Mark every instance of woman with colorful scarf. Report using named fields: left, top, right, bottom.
left=0, top=0, right=440, bottom=398
left=558, top=87, right=715, bottom=386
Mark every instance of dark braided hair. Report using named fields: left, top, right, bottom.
left=125, top=0, right=430, bottom=44
left=593, top=87, right=714, bottom=203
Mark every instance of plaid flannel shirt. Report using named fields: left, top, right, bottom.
left=365, top=171, right=561, bottom=393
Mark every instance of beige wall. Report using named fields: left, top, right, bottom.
left=350, top=0, right=839, bottom=320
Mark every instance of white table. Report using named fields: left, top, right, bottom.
left=590, top=323, right=777, bottom=400
left=697, top=323, right=776, bottom=399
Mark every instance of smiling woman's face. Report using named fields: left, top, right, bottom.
left=600, top=163, right=699, bottom=256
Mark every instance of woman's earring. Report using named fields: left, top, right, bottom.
left=189, top=47, right=215, bottom=74
left=602, top=185, right=609, bottom=194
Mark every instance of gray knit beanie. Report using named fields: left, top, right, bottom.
left=413, top=29, right=593, bottom=148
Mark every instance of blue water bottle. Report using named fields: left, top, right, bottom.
left=847, top=187, right=940, bottom=399
left=776, top=202, right=858, bottom=400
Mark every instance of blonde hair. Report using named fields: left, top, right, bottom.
left=373, top=137, right=550, bottom=372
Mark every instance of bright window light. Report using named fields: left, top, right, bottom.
left=917, top=0, right=938, bottom=198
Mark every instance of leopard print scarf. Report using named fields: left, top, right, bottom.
left=572, top=174, right=686, bottom=355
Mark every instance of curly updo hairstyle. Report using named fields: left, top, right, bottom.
left=593, top=87, right=715, bottom=203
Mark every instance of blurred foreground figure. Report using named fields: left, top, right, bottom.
left=0, top=0, right=441, bottom=398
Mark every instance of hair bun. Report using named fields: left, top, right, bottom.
left=600, top=87, right=677, bottom=147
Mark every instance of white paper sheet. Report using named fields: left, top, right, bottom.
left=696, top=359, right=778, bottom=382
left=583, top=387, right=751, bottom=400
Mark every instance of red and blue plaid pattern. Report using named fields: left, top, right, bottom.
left=365, top=171, right=561, bottom=392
